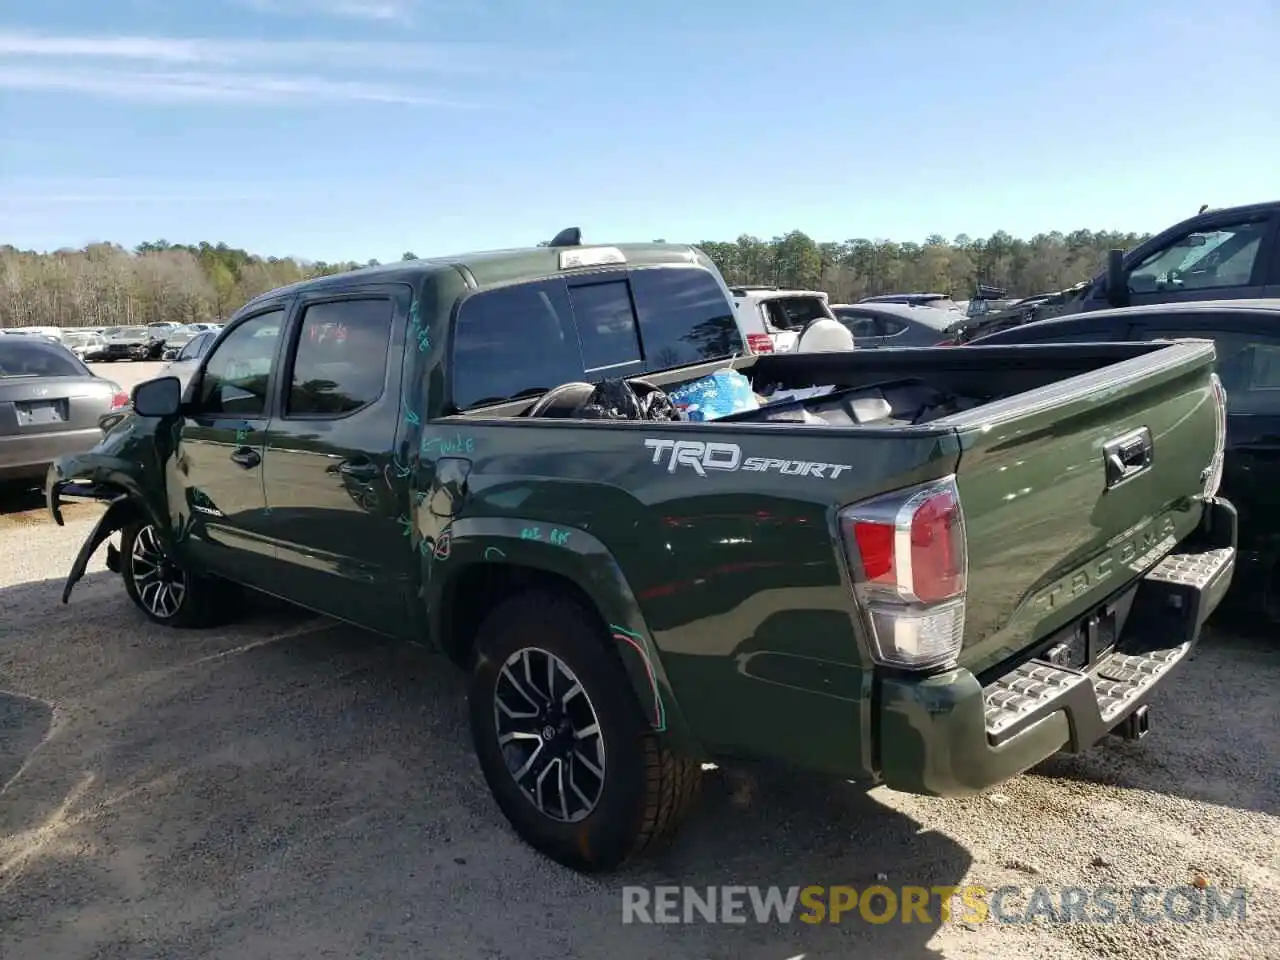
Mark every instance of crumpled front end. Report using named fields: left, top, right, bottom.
left=44, top=410, right=178, bottom=603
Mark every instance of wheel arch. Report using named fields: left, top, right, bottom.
left=426, top=518, right=706, bottom=760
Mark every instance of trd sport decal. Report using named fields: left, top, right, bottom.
left=643, top=439, right=852, bottom=479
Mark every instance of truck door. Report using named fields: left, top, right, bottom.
left=258, top=284, right=414, bottom=636
left=178, top=306, right=287, bottom=588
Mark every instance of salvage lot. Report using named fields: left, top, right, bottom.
left=0, top=361, right=1277, bottom=959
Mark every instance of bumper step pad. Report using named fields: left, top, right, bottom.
left=981, top=544, right=1234, bottom=744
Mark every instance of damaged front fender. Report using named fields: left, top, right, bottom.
left=61, top=495, right=141, bottom=603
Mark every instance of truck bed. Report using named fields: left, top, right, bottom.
left=446, top=340, right=1223, bottom=769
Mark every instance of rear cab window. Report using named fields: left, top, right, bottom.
left=449, top=266, right=742, bottom=412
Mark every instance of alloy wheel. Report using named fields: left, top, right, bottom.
left=493, top=646, right=606, bottom=823
left=130, top=523, right=187, bottom=619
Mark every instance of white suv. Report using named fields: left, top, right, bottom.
left=728, top=286, right=839, bottom=353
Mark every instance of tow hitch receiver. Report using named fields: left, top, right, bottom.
left=1113, top=704, right=1151, bottom=741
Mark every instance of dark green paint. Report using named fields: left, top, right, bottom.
left=45, top=244, right=1230, bottom=795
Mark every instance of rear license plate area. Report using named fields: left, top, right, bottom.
left=15, top=399, right=68, bottom=426
left=1044, top=605, right=1117, bottom=670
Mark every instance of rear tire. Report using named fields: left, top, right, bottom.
left=468, top=590, right=702, bottom=872
left=120, top=519, right=236, bottom=628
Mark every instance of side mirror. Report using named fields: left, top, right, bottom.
left=1105, top=248, right=1130, bottom=308
left=132, top=376, right=183, bottom=417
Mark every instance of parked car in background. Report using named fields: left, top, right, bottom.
left=100, top=326, right=162, bottom=361
left=63, top=329, right=110, bottom=362
left=728, top=285, right=835, bottom=353
left=858, top=292, right=962, bottom=311
left=162, top=323, right=223, bottom=359
left=831, top=301, right=964, bottom=348
left=968, top=297, right=1280, bottom=620
left=0, top=336, right=128, bottom=489
left=159, top=329, right=218, bottom=389
left=10, top=325, right=65, bottom=342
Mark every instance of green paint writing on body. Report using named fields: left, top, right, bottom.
left=421, top=434, right=474, bottom=456
left=521, top=527, right=570, bottom=546
left=484, top=546, right=507, bottom=560
left=396, top=514, right=414, bottom=538
left=405, top=409, right=420, bottom=427
left=407, top=299, right=430, bottom=352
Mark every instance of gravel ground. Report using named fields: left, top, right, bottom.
left=0, top=441, right=1276, bottom=958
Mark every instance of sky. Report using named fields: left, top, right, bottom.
left=1, top=0, right=1278, bottom=263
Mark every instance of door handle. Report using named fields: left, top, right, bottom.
left=230, top=446, right=261, bottom=469
left=336, top=460, right=378, bottom=481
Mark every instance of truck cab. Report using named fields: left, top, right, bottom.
left=1071, top=201, right=1280, bottom=315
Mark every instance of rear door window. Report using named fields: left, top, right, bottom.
left=285, top=297, right=394, bottom=417
left=834, top=309, right=884, bottom=338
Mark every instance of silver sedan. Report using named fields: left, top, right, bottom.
left=0, top=337, right=128, bottom=489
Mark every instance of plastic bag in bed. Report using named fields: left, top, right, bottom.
left=666, top=369, right=759, bottom=421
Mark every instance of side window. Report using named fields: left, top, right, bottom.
left=197, top=310, right=284, bottom=416
left=630, top=267, right=743, bottom=370
left=881, top=318, right=907, bottom=337
left=1128, top=221, right=1268, bottom=294
left=178, top=333, right=208, bottom=361
left=837, top=312, right=882, bottom=338
left=566, top=280, right=642, bottom=371
left=451, top=280, right=582, bottom=411
left=286, top=298, right=393, bottom=417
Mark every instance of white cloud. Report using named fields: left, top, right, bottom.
left=0, top=31, right=502, bottom=74
left=233, top=0, right=443, bottom=24
left=0, top=65, right=475, bottom=106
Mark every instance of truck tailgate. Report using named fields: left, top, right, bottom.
left=939, top=340, right=1222, bottom=676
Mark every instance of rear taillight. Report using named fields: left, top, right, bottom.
left=745, top=333, right=774, bottom=354
left=838, top=475, right=967, bottom=670
left=1203, top=373, right=1227, bottom=498
left=109, top=386, right=129, bottom=410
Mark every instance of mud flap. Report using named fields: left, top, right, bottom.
left=62, top=496, right=137, bottom=604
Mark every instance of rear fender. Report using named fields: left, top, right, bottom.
left=425, top=516, right=706, bottom=760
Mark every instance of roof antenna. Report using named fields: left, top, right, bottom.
left=1198, top=203, right=1209, bottom=214
left=548, top=227, right=582, bottom=247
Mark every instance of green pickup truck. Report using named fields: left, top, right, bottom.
left=46, top=236, right=1237, bottom=872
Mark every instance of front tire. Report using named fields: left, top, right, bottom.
left=120, top=520, right=234, bottom=628
left=468, top=591, right=702, bottom=872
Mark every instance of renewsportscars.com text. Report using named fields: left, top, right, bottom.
left=621, top=884, right=1248, bottom=925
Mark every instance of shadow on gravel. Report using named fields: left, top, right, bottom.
left=1033, top=625, right=1280, bottom=818
left=0, top=692, right=53, bottom=795
left=0, top=573, right=967, bottom=960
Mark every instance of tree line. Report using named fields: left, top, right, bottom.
left=0, top=228, right=1151, bottom=330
